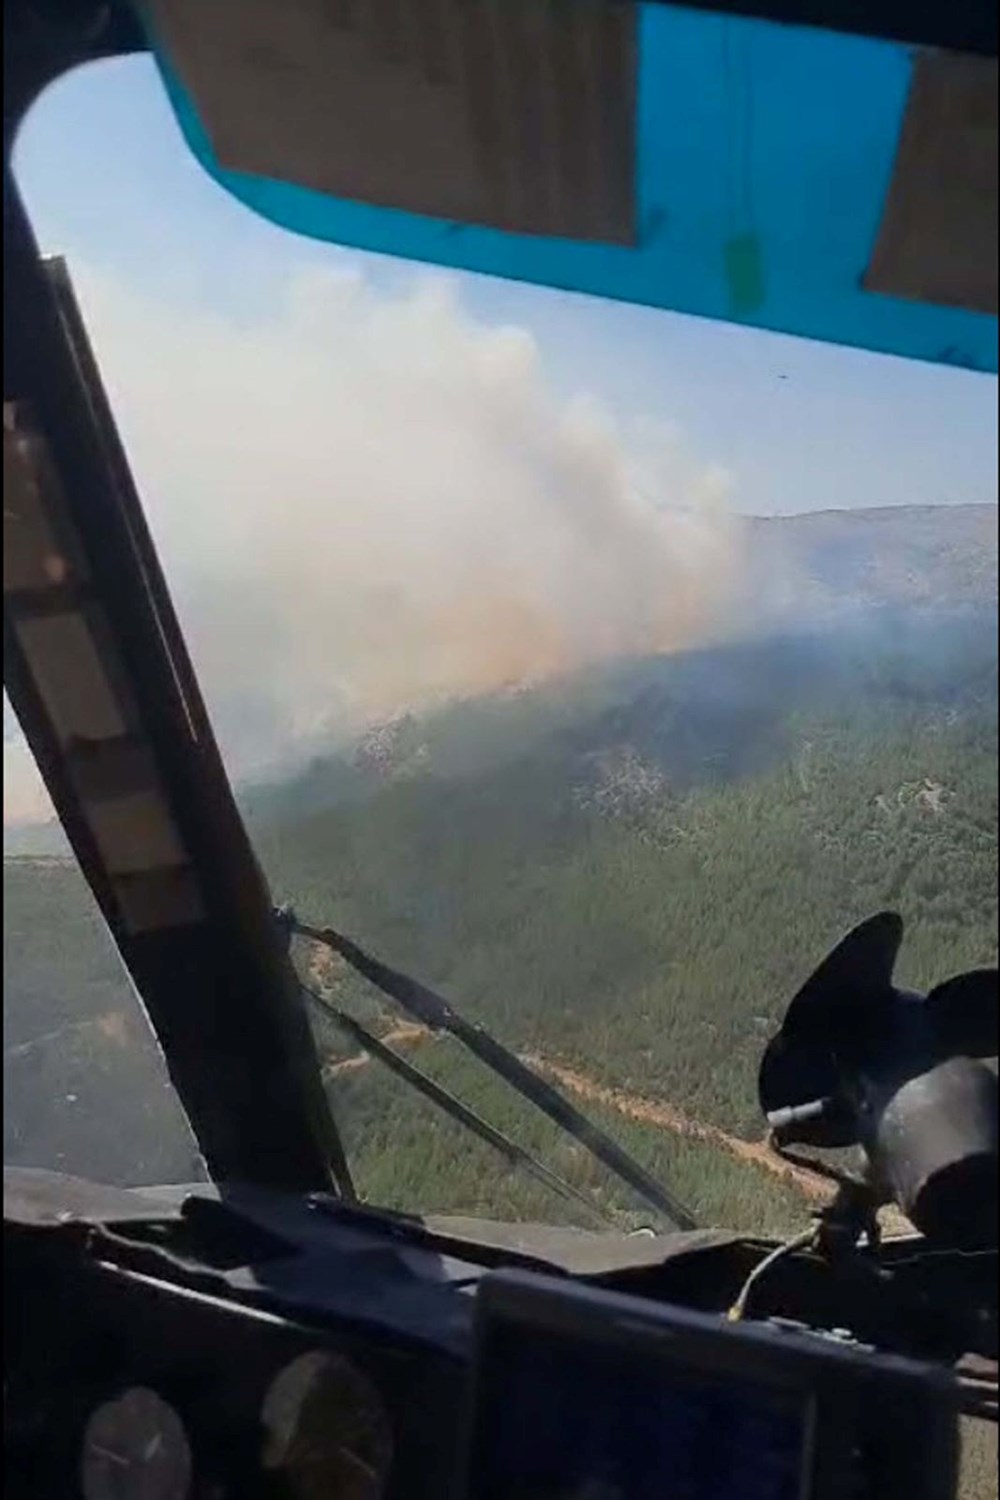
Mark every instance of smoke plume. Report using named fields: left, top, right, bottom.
left=30, top=262, right=742, bottom=783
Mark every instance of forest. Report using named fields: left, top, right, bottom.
left=5, top=606, right=996, bottom=1231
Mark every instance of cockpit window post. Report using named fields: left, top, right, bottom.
left=3, top=159, right=354, bottom=1199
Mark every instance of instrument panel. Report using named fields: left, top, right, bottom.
left=73, top=1357, right=397, bottom=1500
left=5, top=1177, right=987, bottom=1500
left=260, top=1352, right=394, bottom=1499
left=72, top=1358, right=397, bottom=1500
left=4, top=1224, right=468, bottom=1500
left=81, top=1387, right=193, bottom=1500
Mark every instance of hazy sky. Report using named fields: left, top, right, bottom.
left=5, top=53, right=997, bottom=826
left=15, top=55, right=999, bottom=517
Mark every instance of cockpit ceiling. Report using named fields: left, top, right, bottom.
left=143, top=0, right=996, bottom=371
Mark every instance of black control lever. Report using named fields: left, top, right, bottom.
left=760, top=913, right=998, bottom=1248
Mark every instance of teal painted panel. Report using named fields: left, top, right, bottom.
left=147, top=4, right=997, bottom=372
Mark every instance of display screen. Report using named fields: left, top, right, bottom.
left=470, top=1323, right=812, bottom=1500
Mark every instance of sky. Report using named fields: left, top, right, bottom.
left=4, top=52, right=998, bottom=826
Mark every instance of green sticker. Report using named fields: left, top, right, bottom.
left=725, top=233, right=766, bottom=318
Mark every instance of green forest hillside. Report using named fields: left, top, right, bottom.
left=250, top=612, right=997, bottom=1165
left=4, top=608, right=996, bottom=1226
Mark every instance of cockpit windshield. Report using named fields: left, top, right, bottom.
left=4, top=50, right=997, bottom=1236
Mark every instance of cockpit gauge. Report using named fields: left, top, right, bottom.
left=261, top=1351, right=393, bottom=1500
left=80, top=1387, right=192, bottom=1500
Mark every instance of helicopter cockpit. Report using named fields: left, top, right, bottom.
left=3, top=0, right=997, bottom=1496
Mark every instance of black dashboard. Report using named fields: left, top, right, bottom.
left=5, top=1174, right=476, bottom=1500
left=4, top=1170, right=995, bottom=1500
left=7, top=1248, right=463, bottom=1499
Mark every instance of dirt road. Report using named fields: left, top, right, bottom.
left=323, top=1022, right=430, bottom=1076
left=324, top=1019, right=836, bottom=1203
left=518, top=1052, right=837, bottom=1202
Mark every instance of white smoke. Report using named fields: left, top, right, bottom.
left=11, top=260, right=742, bottom=795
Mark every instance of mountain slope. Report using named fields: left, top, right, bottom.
left=3, top=505, right=997, bottom=1230
left=745, top=504, right=997, bottom=616
left=261, top=665, right=996, bottom=1146
left=7, top=502, right=996, bottom=855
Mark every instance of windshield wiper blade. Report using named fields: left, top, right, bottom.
left=302, top=984, right=614, bottom=1230
left=288, top=915, right=697, bottom=1231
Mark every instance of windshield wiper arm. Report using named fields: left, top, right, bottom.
left=287, top=914, right=697, bottom=1231
left=302, top=984, right=614, bottom=1230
